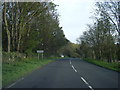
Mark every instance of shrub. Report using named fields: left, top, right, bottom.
left=2, top=52, right=26, bottom=63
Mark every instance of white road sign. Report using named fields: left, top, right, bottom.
left=37, top=50, right=44, bottom=53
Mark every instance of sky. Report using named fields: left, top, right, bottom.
left=53, top=0, right=96, bottom=43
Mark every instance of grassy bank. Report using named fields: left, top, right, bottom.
left=2, top=57, right=56, bottom=87
left=84, top=58, right=120, bottom=72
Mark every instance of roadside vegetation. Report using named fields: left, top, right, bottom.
left=84, top=58, right=120, bottom=72
left=76, top=2, right=120, bottom=62
left=2, top=51, right=64, bottom=87
left=2, top=2, right=68, bottom=88
left=75, top=1, right=120, bottom=71
left=2, top=53, right=59, bottom=87
left=2, top=2, right=69, bottom=56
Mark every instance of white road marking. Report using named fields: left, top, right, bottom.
left=18, top=77, right=24, bottom=82
left=72, top=65, right=77, bottom=72
left=7, top=77, right=24, bottom=88
left=81, top=77, right=88, bottom=85
left=74, top=69, right=77, bottom=72
left=70, top=60, right=71, bottom=64
left=81, top=77, right=94, bottom=90
left=70, top=61, right=94, bottom=90
left=88, top=85, right=94, bottom=90
left=7, top=83, right=16, bottom=88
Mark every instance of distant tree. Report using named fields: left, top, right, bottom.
left=59, top=42, right=79, bottom=57
left=77, top=16, right=117, bottom=62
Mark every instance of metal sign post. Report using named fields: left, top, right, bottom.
left=42, top=53, right=43, bottom=59
left=38, top=53, right=39, bottom=60
left=37, top=50, right=44, bottom=60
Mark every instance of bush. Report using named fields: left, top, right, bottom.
left=84, top=58, right=120, bottom=72
left=2, top=52, right=26, bottom=63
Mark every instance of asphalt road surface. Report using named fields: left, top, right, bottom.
left=6, top=58, right=119, bottom=89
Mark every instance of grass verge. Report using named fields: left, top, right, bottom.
left=2, top=58, right=55, bottom=87
left=84, top=58, right=120, bottom=72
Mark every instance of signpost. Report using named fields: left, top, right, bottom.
left=37, top=50, right=44, bottom=60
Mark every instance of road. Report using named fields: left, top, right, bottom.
left=6, top=58, right=119, bottom=89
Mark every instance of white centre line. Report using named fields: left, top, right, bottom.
left=72, top=65, right=77, bottom=72
left=70, top=60, right=94, bottom=90
left=81, top=77, right=89, bottom=85
left=88, top=85, right=94, bottom=90
left=69, top=60, right=94, bottom=90
left=81, top=77, right=94, bottom=90
left=70, top=60, right=71, bottom=64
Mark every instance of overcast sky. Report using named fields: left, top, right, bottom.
left=53, top=0, right=96, bottom=43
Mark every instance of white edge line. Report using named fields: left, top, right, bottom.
left=7, top=77, right=24, bottom=88
left=7, top=83, right=16, bottom=88
left=18, top=77, right=24, bottom=82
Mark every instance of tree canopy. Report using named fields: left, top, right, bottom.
left=2, top=2, right=69, bottom=57
left=76, top=1, right=120, bottom=62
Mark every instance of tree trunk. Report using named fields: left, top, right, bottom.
left=17, top=26, right=22, bottom=52
left=15, top=2, right=19, bottom=51
left=4, top=2, right=11, bottom=52
left=17, top=23, right=25, bottom=52
left=118, top=2, right=120, bottom=43
left=11, top=2, right=15, bottom=51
